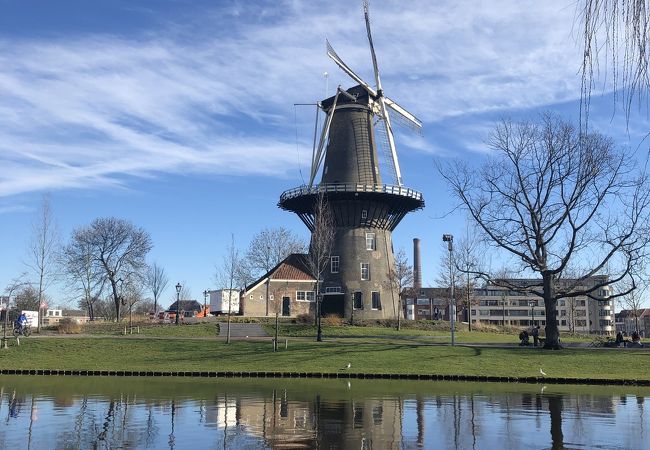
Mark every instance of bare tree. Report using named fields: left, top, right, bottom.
left=270, top=282, right=290, bottom=351
left=26, top=195, right=59, bottom=332
left=13, top=285, right=41, bottom=311
left=72, top=217, right=152, bottom=321
left=245, top=227, right=306, bottom=316
left=93, top=297, right=117, bottom=322
left=145, top=263, right=168, bottom=317
left=454, top=233, right=482, bottom=331
left=565, top=297, right=578, bottom=333
left=217, top=235, right=239, bottom=344
left=386, top=248, right=413, bottom=331
left=122, top=278, right=144, bottom=330
left=440, top=114, right=650, bottom=349
left=617, top=278, right=648, bottom=332
left=436, top=241, right=465, bottom=325
left=581, top=0, right=650, bottom=119
left=61, top=238, right=104, bottom=321
left=304, top=193, right=335, bottom=342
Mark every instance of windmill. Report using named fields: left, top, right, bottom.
left=309, top=0, right=422, bottom=187
left=279, top=1, right=424, bottom=321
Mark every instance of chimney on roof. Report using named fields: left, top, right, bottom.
left=413, top=238, right=422, bottom=290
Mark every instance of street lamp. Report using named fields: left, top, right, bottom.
left=203, top=289, right=209, bottom=318
left=529, top=301, right=536, bottom=327
left=175, top=283, right=182, bottom=325
left=443, top=234, right=455, bottom=346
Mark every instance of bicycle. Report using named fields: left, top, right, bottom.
left=13, top=323, right=31, bottom=337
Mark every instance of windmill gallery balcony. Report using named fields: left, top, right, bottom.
left=278, top=183, right=424, bottom=232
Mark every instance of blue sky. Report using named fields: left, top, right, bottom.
left=1, top=0, right=648, bottom=308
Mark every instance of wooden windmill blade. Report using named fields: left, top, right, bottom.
left=363, top=0, right=403, bottom=185
left=326, top=40, right=377, bottom=97
left=324, top=0, right=423, bottom=186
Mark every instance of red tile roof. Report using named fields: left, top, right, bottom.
left=245, top=254, right=315, bottom=292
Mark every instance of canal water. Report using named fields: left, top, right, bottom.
left=0, top=376, right=648, bottom=449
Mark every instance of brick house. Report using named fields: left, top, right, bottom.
left=243, top=254, right=317, bottom=318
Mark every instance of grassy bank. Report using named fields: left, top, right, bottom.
left=0, top=338, right=647, bottom=381
left=43, top=320, right=219, bottom=337
left=56, top=321, right=220, bottom=337
left=262, top=324, right=593, bottom=344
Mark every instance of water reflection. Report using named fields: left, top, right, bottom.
left=0, top=377, right=648, bottom=449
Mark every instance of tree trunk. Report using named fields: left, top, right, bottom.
left=542, top=273, right=561, bottom=349
left=397, top=298, right=401, bottom=331
left=111, top=279, right=121, bottom=322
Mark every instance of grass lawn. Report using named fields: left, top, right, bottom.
left=0, top=337, right=647, bottom=381
left=75, top=322, right=220, bottom=337
left=263, top=324, right=593, bottom=344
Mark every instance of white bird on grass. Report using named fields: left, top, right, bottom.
left=341, top=363, right=351, bottom=370
left=540, top=368, right=547, bottom=376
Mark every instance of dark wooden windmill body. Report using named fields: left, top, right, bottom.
left=279, top=2, right=424, bottom=319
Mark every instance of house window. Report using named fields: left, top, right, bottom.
left=365, top=233, right=376, bottom=250
left=361, top=210, right=367, bottom=219
left=269, top=295, right=274, bottom=300
left=296, top=291, right=315, bottom=302
left=353, top=292, right=363, bottom=309
left=361, top=263, right=370, bottom=280
left=326, top=287, right=342, bottom=293
left=331, top=256, right=339, bottom=273
left=260, top=295, right=264, bottom=300
left=249, top=294, right=253, bottom=299
left=371, top=292, right=381, bottom=310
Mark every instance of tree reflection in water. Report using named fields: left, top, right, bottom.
left=0, top=377, right=647, bottom=449
left=548, top=394, right=564, bottom=450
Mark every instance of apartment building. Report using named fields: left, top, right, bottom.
left=472, top=277, right=614, bottom=334
left=403, top=277, right=614, bottom=334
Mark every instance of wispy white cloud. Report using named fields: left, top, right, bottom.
left=0, top=0, right=591, bottom=198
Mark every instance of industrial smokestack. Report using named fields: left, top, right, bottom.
left=413, top=238, right=422, bottom=290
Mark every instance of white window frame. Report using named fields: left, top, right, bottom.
left=365, top=233, right=376, bottom=251
left=331, top=256, right=340, bottom=273
left=325, top=287, right=342, bottom=293
left=296, top=291, right=316, bottom=302
left=361, top=263, right=370, bottom=281
left=361, top=210, right=368, bottom=219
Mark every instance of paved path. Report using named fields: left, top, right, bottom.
left=217, top=322, right=268, bottom=338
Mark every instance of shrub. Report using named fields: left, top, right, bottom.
left=57, top=318, right=82, bottom=334
left=322, top=315, right=344, bottom=326
left=295, top=314, right=312, bottom=324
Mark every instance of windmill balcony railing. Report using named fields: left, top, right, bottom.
left=280, top=183, right=423, bottom=202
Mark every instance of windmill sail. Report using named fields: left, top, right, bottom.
left=374, top=118, right=399, bottom=185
